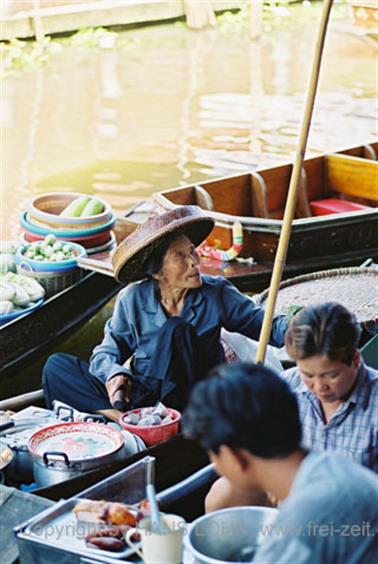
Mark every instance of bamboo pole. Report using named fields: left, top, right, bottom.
left=256, top=0, right=334, bottom=364
left=250, top=0, right=263, bottom=40
left=32, top=0, right=45, bottom=42
left=184, top=0, right=216, bottom=30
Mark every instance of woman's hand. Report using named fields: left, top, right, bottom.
left=106, top=374, right=132, bottom=408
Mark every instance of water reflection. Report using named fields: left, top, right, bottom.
left=2, top=9, right=376, bottom=239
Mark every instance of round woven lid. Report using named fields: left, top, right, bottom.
left=112, top=206, right=214, bottom=283
left=257, top=267, right=378, bottom=324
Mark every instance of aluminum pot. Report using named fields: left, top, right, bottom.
left=185, top=506, right=278, bottom=563
left=28, top=421, right=127, bottom=487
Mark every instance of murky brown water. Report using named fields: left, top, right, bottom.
left=2, top=4, right=377, bottom=239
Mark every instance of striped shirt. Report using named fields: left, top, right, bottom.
left=283, top=362, right=378, bottom=473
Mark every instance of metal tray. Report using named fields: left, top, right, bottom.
left=20, top=496, right=139, bottom=561
left=15, top=457, right=152, bottom=563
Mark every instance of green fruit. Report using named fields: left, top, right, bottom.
left=44, top=234, right=56, bottom=246
left=60, top=195, right=90, bottom=217
left=80, top=197, right=104, bottom=217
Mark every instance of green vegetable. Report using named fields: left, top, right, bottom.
left=0, top=301, right=14, bottom=315
left=5, top=273, right=44, bottom=302
left=0, top=254, right=16, bottom=274
left=44, top=234, right=56, bottom=246
left=9, top=283, right=30, bottom=306
left=52, top=251, right=65, bottom=261
left=0, top=241, right=17, bottom=254
left=80, top=197, right=104, bottom=217
left=60, top=195, right=90, bottom=217
left=42, top=246, right=53, bottom=258
left=22, top=237, right=77, bottom=263
left=0, top=279, right=16, bottom=301
left=52, top=241, right=63, bottom=252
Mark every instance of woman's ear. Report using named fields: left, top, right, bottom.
left=219, top=445, right=252, bottom=473
left=232, top=448, right=254, bottom=472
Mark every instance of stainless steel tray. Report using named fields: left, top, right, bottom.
left=20, top=496, right=139, bottom=561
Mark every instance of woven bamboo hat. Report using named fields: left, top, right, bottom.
left=112, top=206, right=214, bottom=282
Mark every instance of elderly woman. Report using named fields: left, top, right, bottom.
left=43, top=206, right=288, bottom=421
left=205, top=301, right=378, bottom=512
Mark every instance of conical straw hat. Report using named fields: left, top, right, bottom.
left=112, top=206, right=214, bottom=283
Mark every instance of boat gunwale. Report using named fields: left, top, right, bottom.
left=154, top=192, right=378, bottom=234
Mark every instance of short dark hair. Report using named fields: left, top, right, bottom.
left=285, top=302, right=361, bottom=366
left=182, top=362, right=301, bottom=458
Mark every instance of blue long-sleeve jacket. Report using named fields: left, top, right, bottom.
left=89, top=275, right=288, bottom=385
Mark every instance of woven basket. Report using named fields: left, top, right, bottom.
left=257, top=267, right=378, bottom=324
left=17, top=264, right=83, bottom=298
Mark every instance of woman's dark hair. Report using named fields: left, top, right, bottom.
left=182, top=362, right=301, bottom=458
left=143, top=231, right=186, bottom=277
left=285, top=302, right=361, bottom=366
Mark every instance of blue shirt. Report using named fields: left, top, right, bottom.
left=89, top=275, right=287, bottom=384
left=254, top=452, right=378, bottom=563
left=283, top=363, right=378, bottom=472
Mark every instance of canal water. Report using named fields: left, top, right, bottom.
left=2, top=2, right=376, bottom=240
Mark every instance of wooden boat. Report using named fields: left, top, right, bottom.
left=153, top=142, right=378, bottom=270
left=0, top=272, right=121, bottom=384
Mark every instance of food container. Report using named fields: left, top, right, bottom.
left=28, top=422, right=128, bottom=487
left=15, top=456, right=153, bottom=564
left=15, top=242, right=86, bottom=298
left=16, top=241, right=87, bottom=272
left=23, top=230, right=116, bottom=254
left=20, top=211, right=116, bottom=238
left=28, top=192, right=113, bottom=229
left=23, top=227, right=113, bottom=249
left=185, top=506, right=278, bottom=563
left=119, top=408, right=181, bottom=447
left=1, top=406, right=59, bottom=483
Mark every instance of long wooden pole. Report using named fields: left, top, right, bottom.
left=256, top=0, right=334, bottom=364
left=32, top=0, right=45, bottom=42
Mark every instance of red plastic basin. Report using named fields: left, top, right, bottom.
left=119, top=408, right=181, bottom=447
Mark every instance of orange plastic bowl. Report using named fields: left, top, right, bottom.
left=119, top=408, right=181, bottom=447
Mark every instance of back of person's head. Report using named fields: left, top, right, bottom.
left=285, top=302, right=360, bottom=366
left=182, top=362, right=301, bottom=458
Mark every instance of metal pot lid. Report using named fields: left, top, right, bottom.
left=28, top=422, right=124, bottom=462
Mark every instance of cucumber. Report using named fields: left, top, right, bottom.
left=60, top=195, right=90, bottom=217
left=80, top=197, right=104, bottom=217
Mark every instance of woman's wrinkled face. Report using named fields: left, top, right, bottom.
left=154, top=235, right=202, bottom=289
left=297, top=352, right=360, bottom=404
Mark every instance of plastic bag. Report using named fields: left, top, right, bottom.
left=221, top=329, right=283, bottom=373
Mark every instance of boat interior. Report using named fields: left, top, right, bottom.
left=154, top=142, right=378, bottom=221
